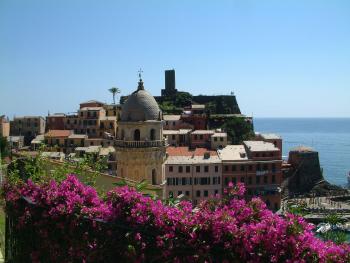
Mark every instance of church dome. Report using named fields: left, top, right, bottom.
left=121, top=79, right=161, bottom=122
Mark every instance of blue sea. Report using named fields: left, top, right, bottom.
left=254, top=118, right=350, bottom=187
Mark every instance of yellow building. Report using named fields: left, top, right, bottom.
left=115, top=77, right=167, bottom=186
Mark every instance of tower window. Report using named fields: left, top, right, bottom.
left=134, top=129, right=140, bottom=141
left=152, top=169, right=157, bottom=185
left=150, top=129, right=156, bottom=140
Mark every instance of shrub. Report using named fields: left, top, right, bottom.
left=3, top=176, right=350, bottom=262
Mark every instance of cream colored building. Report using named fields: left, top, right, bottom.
left=0, top=115, right=10, bottom=137
left=165, top=147, right=222, bottom=205
left=115, top=77, right=167, bottom=187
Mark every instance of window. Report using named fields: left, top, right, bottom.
left=178, top=191, right=182, bottom=196
left=220, top=137, right=223, bottom=142
left=272, top=174, right=276, bottom=183
left=172, top=121, right=176, bottom=126
left=196, top=166, right=200, bottom=172
left=215, top=166, right=218, bottom=172
left=178, top=166, right=183, bottom=173
left=181, top=178, right=186, bottom=185
left=214, top=190, right=218, bottom=195
left=185, top=191, right=190, bottom=196
left=264, top=176, right=268, bottom=184
left=248, top=165, right=253, bottom=171
left=204, top=190, right=208, bottom=197
left=263, top=164, right=268, bottom=171
left=240, top=165, right=245, bottom=171
left=134, top=129, right=140, bottom=141
left=169, top=166, right=173, bottom=172
left=186, top=166, right=190, bottom=173
left=175, top=178, right=179, bottom=185
left=256, top=176, right=260, bottom=184
left=167, top=178, right=171, bottom=185
left=204, top=166, right=209, bottom=172
left=224, top=165, right=229, bottom=172
left=225, top=177, right=229, bottom=186
left=87, top=112, right=91, bottom=117
left=232, top=177, right=237, bottom=184
left=152, top=169, right=157, bottom=185
left=199, top=135, right=203, bottom=140
left=232, top=165, right=236, bottom=171
left=172, top=135, right=175, bottom=140
left=150, top=129, right=156, bottom=140
left=214, top=137, right=217, bottom=142
left=194, top=178, right=198, bottom=185
left=194, top=135, right=198, bottom=140
left=165, top=121, right=168, bottom=125
left=196, top=190, right=201, bottom=197
left=240, top=177, right=245, bottom=183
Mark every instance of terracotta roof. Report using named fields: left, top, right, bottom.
left=45, top=130, right=72, bottom=137
left=167, top=146, right=217, bottom=157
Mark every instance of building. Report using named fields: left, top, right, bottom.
left=218, top=141, right=283, bottom=211
left=181, top=105, right=207, bottom=130
left=46, top=113, right=66, bottom=131
left=163, top=129, right=192, bottom=147
left=31, top=134, right=45, bottom=150
left=10, top=116, right=45, bottom=145
left=255, top=133, right=282, bottom=157
left=7, top=136, right=24, bottom=149
left=190, top=130, right=215, bottom=148
left=165, top=147, right=222, bottom=205
left=115, top=76, right=167, bottom=187
left=0, top=115, right=10, bottom=137
left=210, top=132, right=228, bottom=149
left=163, top=115, right=193, bottom=130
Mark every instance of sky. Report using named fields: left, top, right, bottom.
left=1, top=0, right=350, bottom=118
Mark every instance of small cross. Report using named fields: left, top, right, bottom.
left=138, top=68, right=143, bottom=79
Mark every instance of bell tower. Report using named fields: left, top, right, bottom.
left=115, top=73, right=167, bottom=189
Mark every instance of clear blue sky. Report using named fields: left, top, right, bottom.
left=1, top=0, right=349, bottom=118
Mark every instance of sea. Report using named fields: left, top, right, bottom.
left=254, top=118, right=350, bottom=187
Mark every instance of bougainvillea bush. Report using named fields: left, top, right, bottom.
left=3, top=175, right=350, bottom=262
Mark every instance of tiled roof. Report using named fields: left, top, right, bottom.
left=167, top=146, right=217, bottom=157
left=45, top=130, right=72, bottom=137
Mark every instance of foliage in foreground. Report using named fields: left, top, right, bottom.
left=3, top=176, right=350, bottom=263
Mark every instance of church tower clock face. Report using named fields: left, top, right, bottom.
left=115, top=73, right=167, bottom=193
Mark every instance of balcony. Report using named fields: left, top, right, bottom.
left=115, top=139, right=168, bottom=148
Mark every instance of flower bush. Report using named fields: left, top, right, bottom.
left=3, top=175, right=350, bottom=262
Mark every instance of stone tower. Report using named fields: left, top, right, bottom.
left=115, top=76, right=167, bottom=186
left=161, top=69, right=178, bottom=97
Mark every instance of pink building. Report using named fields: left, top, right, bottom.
left=190, top=130, right=215, bottom=148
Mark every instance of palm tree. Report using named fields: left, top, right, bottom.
left=109, top=87, right=120, bottom=104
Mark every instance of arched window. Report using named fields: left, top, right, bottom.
left=134, top=129, right=140, bottom=141
left=152, top=169, right=157, bottom=185
left=150, top=129, right=156, bottom=140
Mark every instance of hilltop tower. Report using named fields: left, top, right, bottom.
left=115, top=75, right=167, bottom=186
left=161, top=69, right=178, bottom=97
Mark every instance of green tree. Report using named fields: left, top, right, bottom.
left=222, top=117, right=254, bottom=144
left=109, top=87, right=121, bottom=104
left=174, top=92, right=192, bottom=107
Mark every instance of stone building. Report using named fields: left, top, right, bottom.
left=115, top=77, right=167, bottom=186
left=10, top=116, right=45, bottom=145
